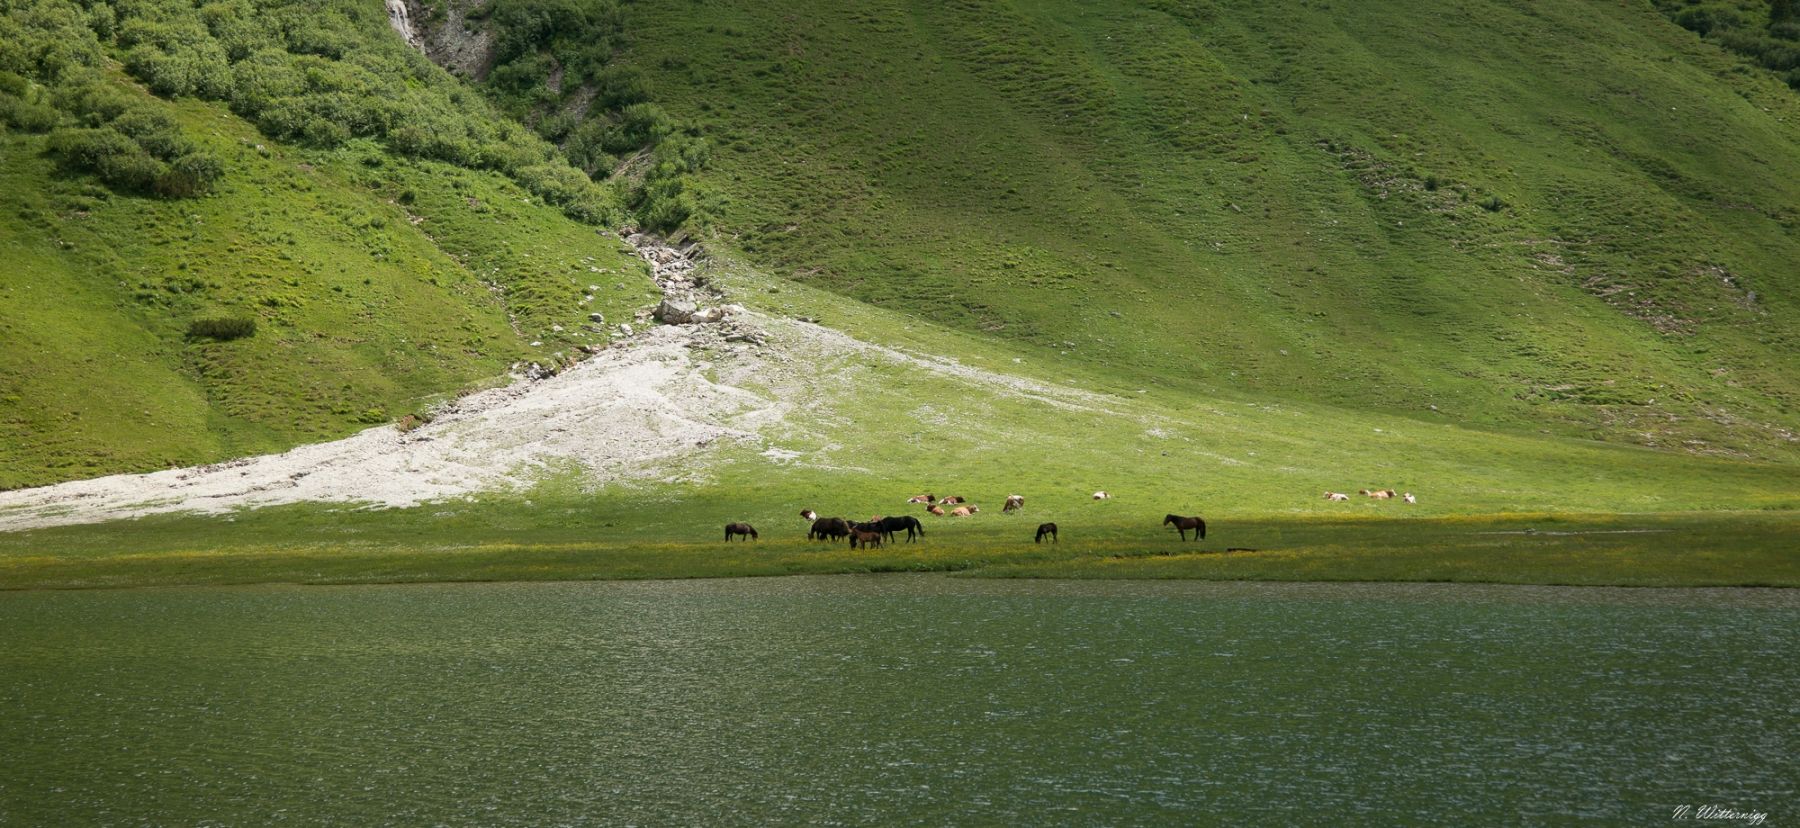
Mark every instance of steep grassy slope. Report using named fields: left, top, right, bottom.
left=624, top=0, right=1800, bottom=459
left=1, top=93, right=654, bottom=489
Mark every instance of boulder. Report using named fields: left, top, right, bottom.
left=655, top=299, right=696, bottom=324
left=689, top=306, right=727, bottom=324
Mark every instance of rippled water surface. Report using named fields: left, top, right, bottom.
left=1, top=577, right=1794, bottom=825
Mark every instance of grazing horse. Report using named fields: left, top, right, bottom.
left=1324, top=491, right=1349, bottom=502
left=939, top=495, right=966, bottom=505
left=906, top=494, right=936, bottom=504
left=849, top=528, right=883, bottom=550
left=724, top=522, right=758, bottom=542
left=800, top=509, right=818, bottom=522
left=809, top=517, right=851, bottom=541
left=1403, top=492, right=1417, bottom=504
left=1003, top=494, right=1024, bottom=512
left=1092, top=491, right=1111, bottom=500
left=1035, top=522, right=1058, bottom=543
left=878, top=515, right=925, bottom=543
left=1163, top=514, right=1206, bottom=541
left=927, top=504, right=945, bottom=516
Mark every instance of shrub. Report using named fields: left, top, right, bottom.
left=48, top=127, right=166, bottom=192
left=157, top=152, right=224, bottom=197
left=1480, top=195, right=1505, bottom=212
left=0, top=93, right=59, bottom=132
left=187, top=315, right=257, bottom=340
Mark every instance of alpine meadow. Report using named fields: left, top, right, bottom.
left=4, top=1, right=1800, bottom=824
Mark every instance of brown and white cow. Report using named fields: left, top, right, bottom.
left=906, top=494, right=936, bottom=504
left=1402, top=492, right=1417, bottom=504
left=927, top=504, right=946, bottom=516
left=1092, top=491, right=1111, bottom=500
left=1324, top=491, right=1349, bottom=502
left=939, top=495, right=966, bottom=505
left=800, top=509, right=818, bottom=522
left=949, top=506, right=978, bottom=517
left=1003, top=494, right=1024, bottom=512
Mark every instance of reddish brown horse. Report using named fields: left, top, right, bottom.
left=1163, top=514, right=1206, bottom=541
left=724, top=522, right=759, bottom=542
left=849, top=528, right=883, bottom=550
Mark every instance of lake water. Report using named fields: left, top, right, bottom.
left=1, top=577, right=1793, bottom=825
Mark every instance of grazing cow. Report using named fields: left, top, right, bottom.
left=800, top=509, right=818, bottom=522
left=1325, top=491, right=1350, bottom=502
left=878, top=515, right=925, bottom=543
left=927, top=504, right=945, bottom=516
left=1035, top=522, right=1058, bottom=543
left=1092, top=491, right=1111, bottom=500
left=849, top=528, right=883, bottom=550
left=949, top=506, right=978, bottom=517
left=809, top=517, right=851, bottom=541
left=724, top=522, right=758, bottom=542
left=939, top=495, right=966, bottom=505
left=1003, top=494, right=1024, bottom=512
left=1403, top=492, right=1417, bottom=504
left=1163, top=514, right=1207, bottom=541
left=906, top=494, right=936, bottom=504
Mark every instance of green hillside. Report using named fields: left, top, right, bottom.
left=3, top=0, right=1799, bottom=503
left=0, top=0, right=658, bottom=489
left=623, top=0, right=1800, bottom=458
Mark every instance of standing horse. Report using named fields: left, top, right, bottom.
left=1163, top=514, right=1206, bottom=541
left=1035, top=522, right=1058, bottom=543
left=809, top=517, right=851, bottom=541
left=878, top=515, right=924, bottom=543
left=724, top=522, right=758, bottom=542
left=849, top=528, right=883, bottom=550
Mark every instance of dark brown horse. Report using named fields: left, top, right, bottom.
left=724, top=522, right=758, bottom=542
left=1163, top=514, right=1206, bottom=541
left=809, top=517, right=851, bottom=541
left=878, top=515, right=924, bottom=543
left=1035, top=522, right=1058, bottom=543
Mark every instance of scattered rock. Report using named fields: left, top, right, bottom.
left=589, top=312, right=605, bottom=323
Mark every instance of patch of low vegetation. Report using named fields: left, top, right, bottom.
left=185, top=315, right=256, bottom=341
left=1656, top=0, right=1800, bottom=88
left=418, top=0, right=715, bottom=231
left=0, top=0, right=619, bottom=223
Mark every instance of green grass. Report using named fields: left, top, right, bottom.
left=1, top=494, right=1794, bottom=590
left=0, top=90, right=655, bottom=490
left=627, top=0, right=1800, bottom=458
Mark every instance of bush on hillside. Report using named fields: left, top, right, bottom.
left=187, top=315, right=257, bottom=341
left=158, top=152, right=225, bottom=197
left=49, top=127, right=167, bottom=192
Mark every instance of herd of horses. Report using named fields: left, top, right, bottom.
left=721, top=495, right=1208, bottom=547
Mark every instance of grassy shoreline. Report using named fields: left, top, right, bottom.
left=3, top=509, right=1794, bottom=591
